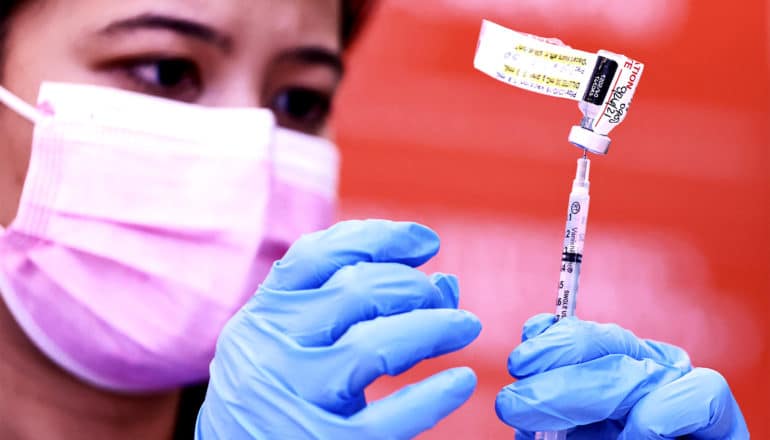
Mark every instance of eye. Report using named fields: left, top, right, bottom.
left=270, top=87, right=332, bottom=134
left=119, top=57, right=202, bottom=102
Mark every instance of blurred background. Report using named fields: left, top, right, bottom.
left=333, top=0, right=770, bottom=438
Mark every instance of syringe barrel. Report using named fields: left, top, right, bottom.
left=540, top=158, right=592, bottom=440
left=555, top=158, right=591, bottom=320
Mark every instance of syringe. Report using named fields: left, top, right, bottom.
left=472, top=21, right=644, bottom=439
left=534, top=154, right=591, bottom=440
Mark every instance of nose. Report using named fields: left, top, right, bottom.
left=199, top=72, right=262, bottom=108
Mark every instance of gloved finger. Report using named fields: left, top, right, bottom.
left=430, top=272, right=461, bottom=307
left=320, top=263, right=459, bottom=313
left=509, top=318, right=691, bottom=379
left=349, top=367, right=477, bottom=439
left=250, top=264, right=461, bottom=346
left=263, top=220, right=440, bottom=291
left=495, top=354, right=686, bottom=432
left=305, top=309, right=481, bottom=412
left=521, top=313, right=556, bottom=342
left=619, top=368, right=749, bottom=440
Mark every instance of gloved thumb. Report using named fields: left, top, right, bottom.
left=521, top=313, right=557, bottom=342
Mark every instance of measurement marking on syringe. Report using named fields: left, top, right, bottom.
left=561, top=252, right=583, bottom=263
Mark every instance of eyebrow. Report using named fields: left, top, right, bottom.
left=100, top=13, right=344, bottom=75
left=274, top=47, right=345, bottom=76
left=100, top=13, right=233, bottom=52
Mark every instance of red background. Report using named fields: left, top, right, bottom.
left=334, top=0, right=769, bottom=438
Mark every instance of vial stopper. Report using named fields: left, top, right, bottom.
left=568, top=126, right=611, bottom=155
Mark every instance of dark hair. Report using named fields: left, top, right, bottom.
left=342, top=0, right=374, bottom=48
left=0, top=1, right=23, bottom=52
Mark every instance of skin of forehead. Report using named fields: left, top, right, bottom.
left=28, top=0, right=341, bottom=57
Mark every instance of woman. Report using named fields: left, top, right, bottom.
left=0, top=1, right=749, bottom=439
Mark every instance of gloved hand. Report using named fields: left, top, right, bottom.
left=195, top=220, right=482, bottom=439
left=496, top=314, right=749, bottom=439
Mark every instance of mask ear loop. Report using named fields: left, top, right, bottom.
left=0, top=85, right=45, bottom=124
left=0, top=85, right=48, bottom=234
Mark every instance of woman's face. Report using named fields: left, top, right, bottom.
left=0, top=0, right=342, bottom=225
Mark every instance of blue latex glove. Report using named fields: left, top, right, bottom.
left=496, top=314, right=749, bottom=439
left=195, top=220, right=482, bottom=439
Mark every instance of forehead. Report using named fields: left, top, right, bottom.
left=36, top=0, right=341, bottom=51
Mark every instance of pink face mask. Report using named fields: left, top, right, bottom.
left=0, top=82, right=338, bottom=392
